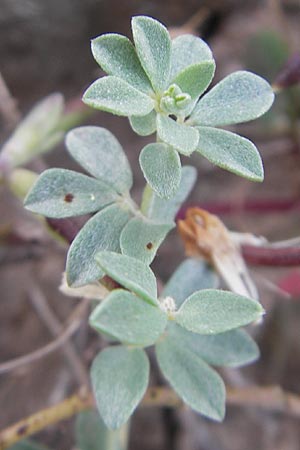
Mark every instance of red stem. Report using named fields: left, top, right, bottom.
left=177, top=198, right=300, bottom=219
left=242, top=245, right=300, bottom=267
left=46, top=217, right=87, bottom=243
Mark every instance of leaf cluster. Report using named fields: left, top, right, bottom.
left=84, top=15, right=274, bottom=194
left=25, top=125, right=194, bottom=286
left=89, top=252, right=262, bottom=428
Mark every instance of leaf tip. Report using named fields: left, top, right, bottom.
left=250, top=161, right=264, bottom=183
left=213, top=403, right=226, bottom=422
left=94, top=250, right=108, bottom=267
left=65, top=271, right=75, bottom=288
left=82, top=86, right=92, bottom=106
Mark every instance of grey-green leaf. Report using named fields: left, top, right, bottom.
left=170, top=34, right=214, bottom=81
left=120, top=217, right=174, bottom=264
left=83, top=76, right=154, bottom=116
left=156, top=333, right=225, bottom=421
left=75, top=410, right=129, bottom=450
left=24, top=168, right=117, bottom=218
left=163, top=258, right=218, bottom=308
left=168, top=323, right=259, bottom=367
left=190, top=71, right=274, bottom=126
left=91, top=346, right=149, bottom=429
left=195, top=127, right=264, bottom=181
left=129, top=110, right=157, bottom=136
left=90, top=289, right=167, bottom=346
left=175, top=289, right=264, bottom=335
left=173, top=62, right=215, bottom=100
left=144, top=166, right=197, bottom=222
left=132, top=16, right=171, bottom=92
left=139, top=143, right=181, bottom=198
left=95, top=251, right=157, bottom=305
left=66, top=126, right=132, bottom=194
left=91, top=34, right=153, bottom=94
left=66, top=204, right=131, bottom=287
left=157, top=115, right=199, bottom=156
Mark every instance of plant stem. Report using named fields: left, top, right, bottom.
left=0, top=388, right=92, bottom=450
left=27, top=282, right=89, bottom=386
left=2, top=384, right=300, bottom=449
left=177, top=198, right=300, bottom=218
left=242, top=244, right=300, bottom=266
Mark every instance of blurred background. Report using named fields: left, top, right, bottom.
left=1, top=0, right=300, bottom=449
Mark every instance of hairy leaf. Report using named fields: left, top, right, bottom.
left=66, top=204, right=131, bottom=287
left=91, top=34, right=152, bottom=94
left=156, top=333, right=225, bottom=421
left=163, top=258, right=218, bottom=308
left=95, top=251, right=157, bottom=305
left=66, top=126, right=132, bottom=194
left=173, top=62, right=215, bottom=100
left=83, top=76, right=154, bottom=116
left=91, top=346, right=149, bottom=429
left=195, top=127, right=264, bottom=181
left=90, top=289, right=167, bottom=346
left=144, top=166, right=197, bottom=222
left=120, top=217, right=173, bottom=264
left=129, top=110, right=157, bottom=136
left=175, top=289, right=264, bottom=335
left=157, top=115, right=199, bottom=156
left=132, top=16, right=171, bottom=92
left=139, top=143, right=181, bottom=198
left=167, top=323, right=259, bottom=367
left=190, top=71, right=274, bottom=126
left=24, top=168, right=117, bottom=218
left=170, top=34, right=214, bottom=80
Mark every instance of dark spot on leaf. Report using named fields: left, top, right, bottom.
left=146, top=242, right=153, bottom=250
left=64, top=193, right=74, bottom=203
left=17, top=424, right=28, bottom=435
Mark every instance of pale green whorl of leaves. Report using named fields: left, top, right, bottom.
left=91, top=252, right=262, bottom=424
left=83, top=15, right=274, bottom=191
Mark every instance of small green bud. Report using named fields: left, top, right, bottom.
left=160, top=96, right=176, bottom=114
left=164, top=84, right=182, bottom=97
left=159, top=84, right=192, bottom=114
left=175, top=93, right=192, bottom=110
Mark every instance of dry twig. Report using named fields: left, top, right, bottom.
left=27, top=283, right=89, bottom=385
left=0, top=299, right=89, bottom=375
left=2, top=385, right=300, bottom=449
